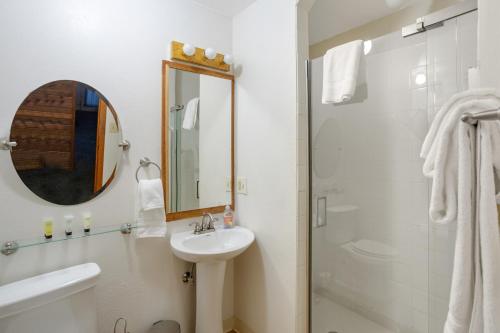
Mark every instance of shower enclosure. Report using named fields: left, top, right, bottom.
left=309, top=4, right=478, bottom=333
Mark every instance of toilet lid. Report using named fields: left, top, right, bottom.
left=351, top=239, right=398, bottom=259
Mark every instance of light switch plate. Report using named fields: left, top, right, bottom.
left=237, top=177, right=248, bottom=195
left=225, top=177, right=232, bottom=192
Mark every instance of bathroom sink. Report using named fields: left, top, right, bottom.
left=170, top=226, right=254, bottom=333
left=170, top=226, right=255, bottom=263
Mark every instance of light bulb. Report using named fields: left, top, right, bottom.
left=205, top=48, right=216, bottom=60
left=223, top=54, right=234, bottom=65
left=183, top=44, right=195, bottom=57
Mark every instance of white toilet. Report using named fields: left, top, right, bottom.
left=325, top=204, right=359, bottom=245
left=341, top=239, right=398, bottom=303
left=0, top=263, right=101, bottom=333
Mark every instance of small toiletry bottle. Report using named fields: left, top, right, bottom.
left=223, top=205, right=234, bottom=229
left=64, top=215, right=74, bottom=236
left=43, top=218, right=53, bottom=239
left=83, top=213, right=92, bottom=233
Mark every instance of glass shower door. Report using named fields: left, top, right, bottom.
left=309, top=11, right=477, bottom=333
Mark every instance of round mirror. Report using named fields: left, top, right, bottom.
left=10, top=80, right=123, bottom=205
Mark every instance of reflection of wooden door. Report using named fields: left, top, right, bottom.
left=11, top=81, right=76, bottom=171
left=93, top=99, right=107, bottom=192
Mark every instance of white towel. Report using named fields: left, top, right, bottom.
left=322, top=40, right=363, bottom=104
left=471, top=122, right=500, bottom=333
left=136, top=179, right=167, bottom=238
left=421, top=90, right=500, bottom=332
left=138, top=179, right=164, bottom=211
left=420, top=89, right=499, bottom=223
left=182, top=97, right=200, bottom=130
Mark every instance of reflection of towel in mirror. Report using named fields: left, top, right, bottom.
left=135, top=179, right=167, bottom=238
left=182, top=97, right=200, bottom=130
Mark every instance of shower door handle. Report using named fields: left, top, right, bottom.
left=316, top=196, right=327, bottom=228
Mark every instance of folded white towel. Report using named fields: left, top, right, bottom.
left=138, top=179, right=164, bottom=211
left=182, top=97, right=200, bottom=130
left=421, top=90, right=500, bottom=332
left=136, top=179, right=167, bottom=238
left=322, top=40, right=363, bottom=104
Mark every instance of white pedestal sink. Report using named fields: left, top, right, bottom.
left=170, top=226, right=255, bottom=333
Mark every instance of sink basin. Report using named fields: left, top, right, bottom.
left=170, top=226, right=254, bottom=333
left=170, top=226, right=255, bottom=263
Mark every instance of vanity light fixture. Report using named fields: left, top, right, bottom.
left=204, top=48, right=217, bottom=60
left=182, top=43, right=195, bottom=57
left=170, top=41, right=231, bottom=72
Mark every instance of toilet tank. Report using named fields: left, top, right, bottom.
left=0, top=263, right=101, bottom=333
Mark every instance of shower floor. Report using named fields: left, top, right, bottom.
left=312, top=294, right=394, bottom=333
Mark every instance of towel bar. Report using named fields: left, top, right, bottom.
left=461, top=108, right=500, bottom=125
left=135, top=157, right=161, bottom=183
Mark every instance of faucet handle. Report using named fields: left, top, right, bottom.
left=208, top=217, right=218, bottom=230
left=189, top=222, right=202, bottom=234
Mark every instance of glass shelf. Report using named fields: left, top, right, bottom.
left=1, top=223, right=137, bottom=255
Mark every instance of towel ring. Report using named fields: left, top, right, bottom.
left=136, top=157, right=161, bottom=183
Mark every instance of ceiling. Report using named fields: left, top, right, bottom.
left=309, top=0, right=413, bottom=45
left=192, top=0, right=256, bottom=17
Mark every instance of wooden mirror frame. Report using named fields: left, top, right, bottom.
left=161, top=60, right=235, bottom=221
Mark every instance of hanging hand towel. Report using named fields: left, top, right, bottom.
left=138, top=179, right=164, bottom=211
left=322, top=40, right=363, bottom=104
left=182, top=97, right=200, bottom=130
left=136, top=178, right=167, bottom=238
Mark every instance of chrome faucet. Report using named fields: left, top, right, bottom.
left=191, top=213, right=218, bottom=235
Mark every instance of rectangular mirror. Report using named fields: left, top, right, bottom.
left=162, top=61, right=234, bottom=221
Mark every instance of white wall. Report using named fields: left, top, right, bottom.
left=232, top=0, right=299, bottom=332
left=0, top=0, right=233, bottom=332
left=199, top=75, right=232, bottom=208
left=478, top=0, right=500, bottom=90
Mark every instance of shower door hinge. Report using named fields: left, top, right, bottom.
left=416, top=20, right=426, bottom=32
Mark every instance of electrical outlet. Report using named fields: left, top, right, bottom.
left=237, top=177, right=248, bottom=195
